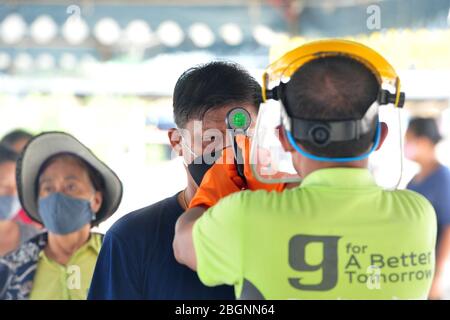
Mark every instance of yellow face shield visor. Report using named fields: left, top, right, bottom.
left=262, top=39, right=405, bottom=108
left=251, top=39, right=406, bottom=189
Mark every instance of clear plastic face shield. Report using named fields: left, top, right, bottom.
left=250, top=40, right=406, bottom=189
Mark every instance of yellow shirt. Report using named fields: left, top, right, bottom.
left=29, top=233, right=102, bottom=300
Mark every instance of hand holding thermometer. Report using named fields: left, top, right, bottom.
left=225, top=107, right=252, bottom=183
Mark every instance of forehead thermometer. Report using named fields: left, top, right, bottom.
left=226, top=107, right=251, bottom=134
left=225, top=107, right=252, bottom=184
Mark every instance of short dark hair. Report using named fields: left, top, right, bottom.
left=284, top=56, right=380, bottom=157
left=173, top=61, right=262, bottom=128
left=1, top=129, right=33, bottom=148
left=0, top=144, right=18, bottom=165
left=407, top=117, right=442, bottom=145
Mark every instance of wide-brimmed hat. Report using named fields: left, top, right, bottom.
left=16, top=132, right=123, bottom=226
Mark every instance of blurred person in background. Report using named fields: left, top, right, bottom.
left=0, top=145, right=39, bottom=256
left=1, top=129, right=33, bottom=154
left=1, top=129, right=37, bottom=226
left=0, top=132, right=122, bottom=300
left=406, top=117, right=450, bottom=299
left=88, top=61, right=264, bottom=300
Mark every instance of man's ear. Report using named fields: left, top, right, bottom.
left=375, top=122, right=389, bottom=151
left=277, top=125, right=295, bottom=153
left=168, top=128, right=183, bottom=156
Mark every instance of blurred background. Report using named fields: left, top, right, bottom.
left=0, top=0, right=449, bottom=232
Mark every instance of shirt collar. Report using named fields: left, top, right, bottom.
left=85, top=233, right=102, bottom=255
left=300, top=168, right=378, bottom=189
left=39, top=232, right=102, bottom=265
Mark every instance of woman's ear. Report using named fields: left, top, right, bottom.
left=168, top=128, right=183, bottom=157
left=90, top=191, right=103, bottom=214
left=375, top=122, right=389, bottom=151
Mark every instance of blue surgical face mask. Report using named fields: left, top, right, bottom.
left=38, top=192, right=95, bottom=235
left=0, top=195, right=21, bottom=220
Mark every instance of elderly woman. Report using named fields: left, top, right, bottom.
left=0, top=132, right=122, bottom=300
left=0, top=145, right=39, bottom=256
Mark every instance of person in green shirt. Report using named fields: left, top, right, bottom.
left=173, top=40, right=437, bottom=300
left=0, top=132, right=122, bottom=300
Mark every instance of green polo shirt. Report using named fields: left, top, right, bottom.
left=29, top=233, right=102, bottom=300
left=193, top=168, right=437, bottom=300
